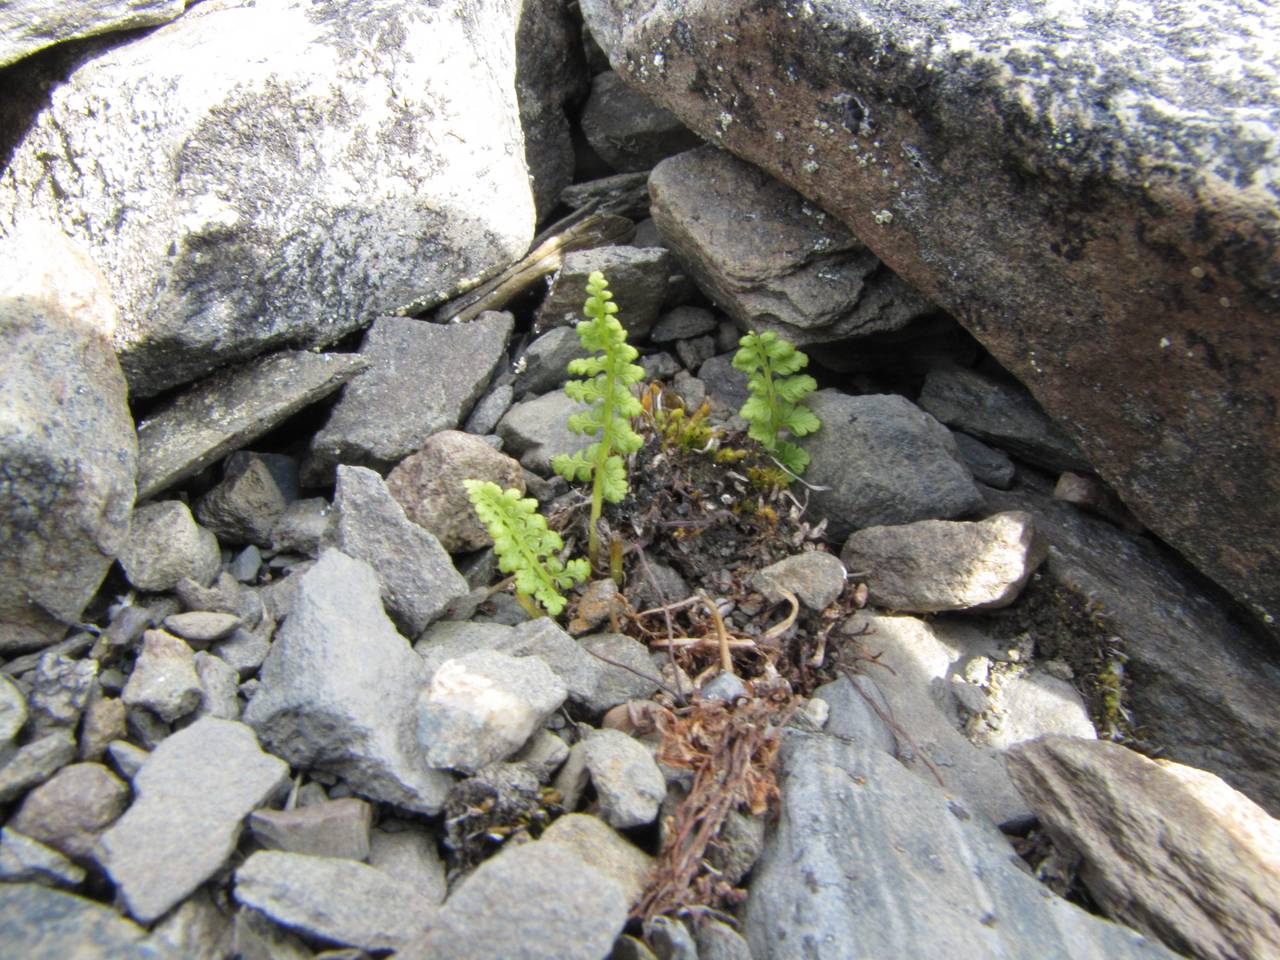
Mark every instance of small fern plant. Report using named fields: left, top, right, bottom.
left=732, top=331, right=820, bottom=478
left=551, top=271, right=644, bottom=567
left=463, top=480, right=589, bottom=618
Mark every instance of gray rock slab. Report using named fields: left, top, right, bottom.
left=192, top=650, right=241, bottom=721
left=0, top=883, right=174, bottom=959
left=978, top=671, right=1096, bottom=749
left=840, top=613, right=1032, bottom=827
left=331, top=466, right=468, bottom=636
left=0, top=0, right=185, bottom=68
left=119, top=501, right=221, bottom=594
left=539, top=813, right=654, bottom=907
left=9, top=762, right=129, bottom=863
left=385, top=430, right=526, bottom=553
left=743, top=731, right=1178, bottom=960
left=649, top=146, right=935, bottom=346
left=496, top=391, right=592, bottom=474
left=0, top=224, right=136, bottom=652
left=97, top=717, right=289, bottom=924
left=402, top=841, right=629, bottom=960
left=463, top=383, right=515, bottom=435
left=270, top=498, right=332, bottom=556
left=555, top=728, right=666, bottom=829
left=580, top=70, right=703, bottom=173
left=842, top=511, right=1048, bottom=612
left=122, top=630, right=203, bottom=724
left=920, top=366, right=1091, bottom=473
left=136, top=350, right=366, bottom=499
left=983, top=478, right=1280, bottom=815
left=805, top=390, right=983, bottom=541
left=149, top=890, right=233, bottom=960
left=1, top=0, right=536, bottom=397
left=953, top=430, right=1017, bottom=489
left=234, top=850, right=435, bottom=952
left=512, top=326, right=589, bottom=398
left=0, top=828, right=86, bottom=889
left=1007, top=736, right=1280, bottom=960
left=242, top=549, right=453, bottom=814
left=308, top=312, right=513, bottom=479
left=0, top=674, right=27, bottom=748
left=162, top=611, right=241, bottom=646
left=0, top=729, right=76, bottom=805
left=560, top=171, right=652, bottom=219
left=751, top=551, right=846, bottom=612
left=416, top=649, right=567, bottom=773
left=533, top=245, right=672, bottom=339
left=369, top=820, right=448, bottom=906
left=812, top=674, right=897, bottom=755
left=576, top=632, right=663, bottom=713
left=651, top=305, right=717, bottom=343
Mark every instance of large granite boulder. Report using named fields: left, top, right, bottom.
left=0, top=224, right=136, bottom=653
left=0, top=0, right=536, bottom=397
left=580, top=0, right=1280, bottom=638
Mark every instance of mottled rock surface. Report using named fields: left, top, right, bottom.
left=0, top=0, right=186, bottom=67
left=0, top=883, right=174, bottom=959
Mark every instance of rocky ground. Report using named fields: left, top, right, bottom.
left=2, top=1, right=1279, bottom=959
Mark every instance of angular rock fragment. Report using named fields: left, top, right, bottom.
left=1007, top=735, right=1280, bottom=960
left=751, top=552, right=847, bottom=612
left=496, top=391, right=592, bottom=474
left=27, top=653, right=98, bottom=736
left=234, top=850, right=435, bottom=952
left=121, top=630, right=203, bottom=724
left=248, top=798, right=373, bottom=861
left=368, top=820, right=448, bottom=906
left=555, top=728, right=665, bottom=830
left=580, top=71, right=703, bottom=173
left=0, top=730, right=77, bottom=805
left=195, top=452, right=299, bottom=547
left=242, top=550, right=452, bottom=814
left=119, top=501, right=222, bottom=594
left=0, top=828, right=86, bottom=889
left=97, top=718, right=289, bottom=923
left=805, top=390, right=983, bottom=541
left=533, top=245, right=672, bottom=338
left=539, top=813, right=654, bottom=907
left=841, top=511, right=1047, bottom=612
left=417, top=649, right=567, bottom=773
left=308, top=312, right=513, bottom=480
left=330, top=466, right=468, bottom=636
left=0, top=0, right=186, bottom=67
left=9, top=762, right=130, bottom=862
left=0, top=883, right=170, bottom=959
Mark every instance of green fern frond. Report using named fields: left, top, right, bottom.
left=732, top=331, right=820, bottom=481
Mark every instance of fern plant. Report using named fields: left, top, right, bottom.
left=463, top=480, right=589, bottom=618
left=551, top=271, right=644, bottom=567
left=732, top=331, right=820, bottom=478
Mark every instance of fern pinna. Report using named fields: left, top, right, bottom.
left=463, top=480, right=589, bottom=618
left=732, top=331, right=820, bottom=478
left=551, top=271, right=644, bottom=567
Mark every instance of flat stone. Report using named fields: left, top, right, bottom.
left=811, top=674, right=897, bottom=754
left=841, top=511, right=1048, bottom=612
left=978, top=671, right=1095, bottom=749
left=539, top=813, right=653, bottom=906
left=368, top=820, right=448, bottom=906
left=234, top=850, right=435, bottom=953
left=175, top=571, right=264, bottom=630
left=270, top=498, right=332, bottom=556
left=330, top=466, right=468, bottom=637
left=9, top=762, right=129, bottom=862
left=79, top=691, right=126, bottom=762
left=105, top=740, right=149, bottom=782
left=135, top=351, right=366, bottom=499
left=149, top=890, right=233, bottom=960
left=416, top=649, right=567, bottom=773
left=952, top=431, right=1017, bottom=489
left=560, top=172, right=652, bottom=219
left=308, top=312, right=513, bottom=480
left=555, top=728, right=666, bottom=829
left=742, top=731, right=1178, bottom=959
left=533, top=245, right=671, bottom=339
left=0, top=673, right=27, bottom=748
left=0, top=828, right=86, bottom=889
left=230, top=906, right=312, bottom=960
left=751, top=551, right=847, bottom=611
left=122, top=630, right=203, bottom=724
left=0, top=883, right=172, bottom=959
left=242, top=549, right=452, bottom=814
left=920, top=366, right=1090, bottom=473
left=512, top=326, right=588, bottom=398
left=651, top=305, right=717, bottom=343
left=463, top=384, right=515, bottom=435
left=0, top=729, right=77, bottom=805
left=579, top=70, right=702, bottom=173
left=248, top=798, right=372, bottom=861
left=97, top=718, right=290, bottom=923
left=0, top=224, right=136, bottom=651
left=650, top=147, right=934, bottom=346
left=162, top=611, right=242, bottom=646
left=385, top=430, right=526, bottom=553
left=1007, top=736, right=1280, bottom=960
left=401, top=841, right=629, bottom=960
left=805, top=390, right=984, bottom=542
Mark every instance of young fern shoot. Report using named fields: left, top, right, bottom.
left=463, top=480, right=589, bottom=618
left=732, top=331, right=820, bottom=478
left=551, top=271, right=645, bottom=568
